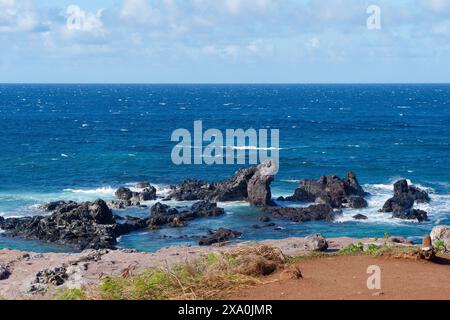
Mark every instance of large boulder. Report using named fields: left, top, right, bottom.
left=113, top=185, right=157, bottom=208
left=304, top=234, right=328, bottom=252
left=190, top=201, right=225, bottom=217
left=380, top=180, right=430, bottom=222
left=88, top=199, right=115, bottom=224
left=430, top=226, right=450, bottom=251
left=263, top=204, right=336, bottom=222
left=392, top=209, right=428, bottom=222
left=0, top=265, right=10, bottom=280
left=139, top=186, right=157, bottom=201
left=115, top=187, right=134, bottom=201
left=278, top=172, right=367, bottom=209
left=430, top=226, right=450, bottom=241
left=347, top=195, right=368, bottom=209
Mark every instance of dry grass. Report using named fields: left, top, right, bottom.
left=51, top=243, right=424, bottom=300
left=85, top=245, right=286, bottom=300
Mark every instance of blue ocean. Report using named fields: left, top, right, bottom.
left=0, top=84, right=449, bottom=252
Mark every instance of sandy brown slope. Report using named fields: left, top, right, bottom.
left=231, top=254, right=450, bottom=300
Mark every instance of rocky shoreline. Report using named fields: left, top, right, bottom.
left=0, top=160, right=436, bottom=251
left=0, top=235, right=420, bottom=299
left=1, top=229, right=448, bottom=300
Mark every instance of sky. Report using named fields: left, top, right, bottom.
left=1, top=0, right=450, bottom=83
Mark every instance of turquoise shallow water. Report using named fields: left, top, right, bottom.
left=0, top=84, right=449, bottom=252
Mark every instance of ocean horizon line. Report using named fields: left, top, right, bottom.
left=1, top=82, right=450, bottom=86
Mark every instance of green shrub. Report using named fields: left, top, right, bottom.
left=52, top=288, right=86, bottom=300
left=434, top=240, right=447, bottom=253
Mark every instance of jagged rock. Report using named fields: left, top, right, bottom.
left=247, top=160, right=277, bottom=207
left=263, top=204, right=336, bottom=222
left=198, top=228, right=242, bottom=246
left=393, top=209, right=428, bottom=222
left=148, top=201, right=225, bottom=229
left=0, top=265, right=11, bottom=280
left=353, top=214, right=368, bottom=220
left=304, top=234, right=328, bottom=252
left=190, top=201, right=225, bottom=217
left=115, top=187, right=134, bottom=201
left=139, top=186, right=157, bottom=201
left=38, top=201, right=78, bottom=212
left=277, top=188, right=316, bottom=202
left=167, top=161, right=276, bottom=206
left=88, top=199, right=115, bottom=224
left=347, top=196, right=368, bottom=209
left=380, top=180, right=430, bottom=222
left=278, top=172, right=367, bottom=209
left=0, top=199, right=144, bottom=250
left=113, top=185, right=157, bottom=207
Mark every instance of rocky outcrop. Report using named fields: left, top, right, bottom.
left=148, top=201, right=225, bottom=229
left=115, top=187, right=134, bottom=201
left=304, top=234, right=328, bottom=252
left=380, top=180, right=430, bottom=222
left=1, top=197, right=230, bottom=249
left=0, top=200, right=143, bottom=250
left=247, top=160, right=277, bottom=207
left=38, top=201, right=78, bottom=212
left=263, top=204, right=336, bottom=222
left=393, top=209, right=428, bottom=222
left=111, top=185, right=157, bottom=208
left=198, top=228, right=242, bottom=246
left=167, top=160, right=276, bottom=206
left=278, top=172, right=368, bottom=209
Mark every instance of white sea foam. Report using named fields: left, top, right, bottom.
left=63, top=187, right=116, bottom=196
left=280, top=180, right=301, bottom=184
left=273, top=178, right=449, bottom=226
left=334, top=180, right=448, bottom=225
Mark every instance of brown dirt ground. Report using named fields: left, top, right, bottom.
left=231, top=254, right=450, bottom=300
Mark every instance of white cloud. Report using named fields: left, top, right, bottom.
left=0, top=0, right=39, bottom=32
left=202, top=39, right=273, bottom=59
left=222, top=0, right=273, bottom=15
left=306, top=37, right=321, bottom=49
left=120, top=0, right=160, bottom=25
left=66, top=5, right=104, bottom=32
left=419, top=0, right=450, bottom=12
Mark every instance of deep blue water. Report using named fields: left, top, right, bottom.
left=0, top=84, right=449, bottom=252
